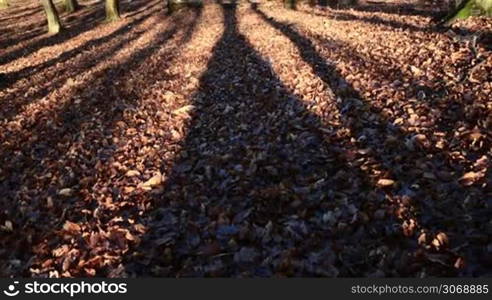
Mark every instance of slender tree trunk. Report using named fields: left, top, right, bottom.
left=41, top=0, right=62, bottom=34
left=283, top=0, right=296, bottom=9
left=0, top=0, right=9, bottom=9
left=64, top=0, right=79, bottom=13
left=105, top=0, right=121, bottom=22
left=168, top=0, right=187, bottom=14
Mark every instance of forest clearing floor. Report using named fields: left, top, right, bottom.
left=0, top=0, right=491, bottom=277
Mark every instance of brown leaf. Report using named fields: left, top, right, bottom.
left=172, top=105, right=195, bottom=116
left=140, top=173, right=163, bottom=189
left=58, top=188, right=73, bottom=197
left=125, top=170, right=141, bottom=177
left=2, top=220, right=13, bottom=232
left=418, top=232, right=427, bottom=245
left=63, top=221, right=81, bottom=233
left=459, top=171, right=485, bottom=186
left=376, top=178, right=395, bottom=188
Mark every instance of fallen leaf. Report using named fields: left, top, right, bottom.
left=63, top=221, right=81, bottom=233
left=376, top=179, right=395, bottom=188
left=58, top=188, right=73, bottom=197
left=125, top=170, right=141, bottom=177
left=140, top=173, right=163, bottom=189
left=172, top=105, right=195, bottom=116
left=459, top=171, right=485, bottom=186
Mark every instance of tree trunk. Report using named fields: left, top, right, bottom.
left=64, top=0, right=79, bottom=13
left=41, top=0, right=62, bottom=34
left=105, top=0, right=121, bottom=22
left=0, top=0, right=9, bottom=9
left=168, top=0, right=187, bottom=14
left=443, top=0, right=492, bottom=24
left=283, top=0, right=296, bottom=9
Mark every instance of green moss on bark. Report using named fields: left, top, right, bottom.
left=445, top=0, right=492, bottom=24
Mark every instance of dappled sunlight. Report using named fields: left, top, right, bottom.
left=0, top=4, right=203, bottom=277
left=253, top=4, right=491, bottom=276
left=1, top=0, right=163, bottom=74
left=0, top=1, right=165, bottom=122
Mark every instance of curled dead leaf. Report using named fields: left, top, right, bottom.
left=454, top=257, right=465, bottom=269
left=58, top=188, right=73, bottom=197
left=418, top=232, right=427, bottom=245
left=402, top=219, right=417, bottom=237
left=125, top=170, right=141, bottom=177
left=2, top=220, right=13, bottom=232
left=123, top=186, right=135, bottom=194
left=431, top=232, right=449, bottom=250
left=63, top=221, right=81, bottom=233
left=459, top=171, right=485, bottom=186
left=376, top=178, right=395, bottom=188
left=172, top=105, right=195, bottom=116
left=140, top=173, right=163, bottom=190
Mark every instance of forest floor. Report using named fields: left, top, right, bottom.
left=0, top=0, right=491, bottom=277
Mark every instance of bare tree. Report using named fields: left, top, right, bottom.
left=168, top=0, right=202, bottom=14
left=284, top=0, right=296, bottom=9
left=41, top=0, right=62, bottom=34
left=64, top=0, right=79, bottom=13
left=168, top=0, right=186, bottom=13
left=105, top=0, right=121, bottom=22
left=0, top=0, right=9, bottom=9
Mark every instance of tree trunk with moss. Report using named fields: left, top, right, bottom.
left=283, top=0, right=296, bottom=9
left=0, top=0, right=9, bottom=9
left=105, top=0, right=121, bottom=22
left=64, top=0, right=79, bottom=13
left=443, top=0, right=492, bottom=24
left=41, top=0, right=62, bottom=34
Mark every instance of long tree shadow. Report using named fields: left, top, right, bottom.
left=125, top=0, right=163, bottom=18
left=297, top=6, right=492, bottom=50
left=0, top=28, right=46, bottom=52
left=0, top=3, right=40, bottom=22
left=298, top=5, right=433, bottom=32
left=0, top=6, right=43, bottom=23
left=0, top=8, right=157, bottom=123
left=0, top=7, right=202, bottom=276
left=0, top=0, right=40, bottom=18
left=289, top=4, right=491, bottom=205
left=0, top=4, right=103, bottom=65
left=253, top=4, right=491, bottom=276
left=122, top=2, right=413, bottom=277
left=0, top=0, right=147, bottom=66
left=0, top=0, right=163, bottom=94
left=0, top=6, right=46, bottom=47
left=274, top=6, right=491, bottom=144
left=344, top=3, right=441, bottom=18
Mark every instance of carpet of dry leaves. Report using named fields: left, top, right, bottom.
left=0, top=0, right=491, bottom=277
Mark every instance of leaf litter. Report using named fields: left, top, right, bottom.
left=0, top=0, right=491, bottom=277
